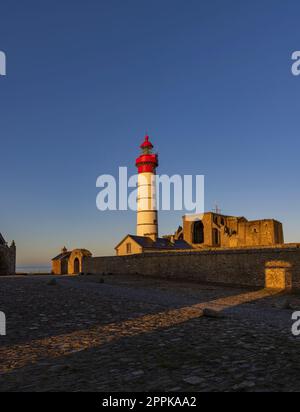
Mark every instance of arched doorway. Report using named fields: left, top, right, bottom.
left=193, top=221, right=204, bottom=244
left=73, top=258, right=80, bottom=274
left=67, top=249, right=92, bottom=275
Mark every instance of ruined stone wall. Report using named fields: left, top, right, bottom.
left=183, top=214, right=284, bottom=248
left=0, top=244, right=16, bottom=275
left=242, top=220, right=282, bottom=247
left=84, top=245, right=300, bottom=290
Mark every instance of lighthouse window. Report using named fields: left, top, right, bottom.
left=126, top=243, right=132, bottom=254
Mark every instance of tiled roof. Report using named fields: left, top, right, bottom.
left=129, top=235, right=191, bottom=250
left=128, top=235, right=154, bottom=248
left=52, top=251, right=71, bottom=261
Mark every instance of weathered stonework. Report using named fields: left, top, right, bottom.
left=0, top=234, right=16, bottom=275
left=116, top=212, right=284, bottom=256
left=181, top=213, right=284, bottom=248
left=84, top=244, right=300, bottom=290
left=52, top=248, right=92, bottom=275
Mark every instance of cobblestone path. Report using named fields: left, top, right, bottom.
left=0, top=275, right=299, bottom=391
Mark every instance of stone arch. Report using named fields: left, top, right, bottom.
left=174, top=226, right=184, bottom=241
left=193, top=221, right=204, bottom=244
left=68, top=249, right=92, bottom=275
left=73, top=258, right=80, bottom=274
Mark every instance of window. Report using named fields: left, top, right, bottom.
left=213, top=228, right=220, bottom=246
left=126, top=243, right=132, bottom=254
left=193, top=221, right=204, bottom=244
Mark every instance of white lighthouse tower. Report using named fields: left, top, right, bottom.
left=135, top=135, right=159, bottom=240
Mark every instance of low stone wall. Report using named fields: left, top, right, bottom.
left=83, top=245, right=300, bottom=290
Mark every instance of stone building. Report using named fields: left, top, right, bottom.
left=175, top=212, right=284, bottom=248
left=115, top=235, right=191, bottom=256
left=52, top=247, right=92, bottom=275
left=0, top=233, right=16, bottom=275
left=116, top=213, right=284, bottom=256
left=115, top=136, right=284, bottom=256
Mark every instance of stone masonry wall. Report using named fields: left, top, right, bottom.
left=84, top=245, right=300, bottom=290
left=0, top=244, right=16, bottom=275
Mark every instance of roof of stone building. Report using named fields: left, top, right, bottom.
left=71, top=249, right=92, bottom=256
left=0, top=233, right=6, bottom=246
left=52, top=248, right=92, bottom=261
left=117, top=235, right=192, bottom=250
left=52, top=251, right=71, bottom=261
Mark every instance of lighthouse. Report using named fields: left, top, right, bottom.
left=135, top=135, right=159, bottom=240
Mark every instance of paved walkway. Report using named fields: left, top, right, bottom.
left=0, top=275, right=299, bottom=391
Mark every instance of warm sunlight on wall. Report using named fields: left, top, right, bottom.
left=265, top=261, right=292, bottom=290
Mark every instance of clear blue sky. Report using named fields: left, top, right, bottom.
left=1, top=0, right=300, bottom=266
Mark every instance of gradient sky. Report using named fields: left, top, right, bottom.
left=1, top=0, right=300, bottom=266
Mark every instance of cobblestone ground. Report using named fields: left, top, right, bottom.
left=0, top=274, right=300, bottom=392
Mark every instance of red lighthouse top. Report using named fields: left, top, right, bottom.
left=136, top=135, right=158, bottom=174
left=140, top=135, right=153, bottom=149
